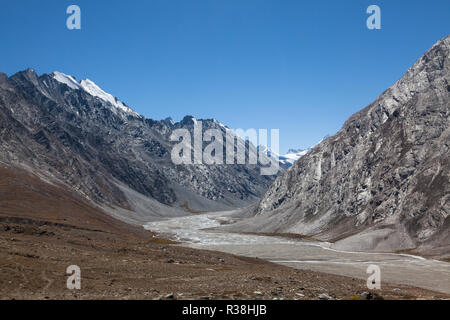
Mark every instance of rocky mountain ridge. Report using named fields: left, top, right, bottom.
left=0, top=69, right=277, bottom=222
left=225, top=35, right=450, bottom=256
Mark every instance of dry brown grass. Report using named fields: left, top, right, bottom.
left=0, top=166, right=448, bottom=300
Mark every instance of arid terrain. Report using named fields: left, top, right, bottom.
left=0, top=167, right=449, bottom=300
left=145, top=211, right=450, bottom=294
left=1, top=216, right=449, bottom=300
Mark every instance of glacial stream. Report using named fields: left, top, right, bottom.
left=145, top=211, right=450, bottom=294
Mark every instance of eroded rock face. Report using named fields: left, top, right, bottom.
left=254, top=36, right=449, bottom=252
left=0, top=69, right=276, bottom=215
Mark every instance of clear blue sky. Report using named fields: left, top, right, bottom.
left=0, top=0, right=449, bottom=153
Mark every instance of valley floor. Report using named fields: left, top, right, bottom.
left=1, top=215, right=448, bottom=300
left=145, top=210, right=450, bottom=295
left=0, top=167, right=448, bottom=300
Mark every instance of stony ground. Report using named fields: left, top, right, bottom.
left=0, top=167, right=447, bottom=300
left=1, top=218, right=448, bottom=300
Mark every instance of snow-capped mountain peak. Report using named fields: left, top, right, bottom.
left=51, top=72, right=139, bottom=116
left=279, top=136, right=330, bottom=166
left=51, top=72, right=81, bottom=90
left=287, top=148, right=307, bottom=154
left=79, top=79, right=137, bottom=115
left=279, top=149, right=309, bottom=166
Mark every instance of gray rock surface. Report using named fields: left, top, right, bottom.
left=228, top=35, right=450, bottom=255
left=0, top=69, right=276, bottom=221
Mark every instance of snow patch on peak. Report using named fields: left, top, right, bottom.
left=280, top=136, right=329, bottom=166
left=51, top=72, right=81, bottom=90
left=279, top=150, right=309, bottom=166
left=287, top=148, right=307, bottom=154
left=79, top=79, right=138, bottom=116
left=278, top=149, right=310, bottom=167
left=51, top=71, right=139, bottom=116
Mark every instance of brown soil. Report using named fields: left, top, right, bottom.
left=0, top=166, right=448, bottom=300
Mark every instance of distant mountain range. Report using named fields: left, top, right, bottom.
left=0, top=69, right=277, bottom=224
left=1, top=35, right=448, bottom=258
left=276, top=135, right=331, bottom=167
left=279, top=149, right=310, bottom=167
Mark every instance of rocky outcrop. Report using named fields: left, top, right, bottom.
left=234, top=36, right=450, bottom=254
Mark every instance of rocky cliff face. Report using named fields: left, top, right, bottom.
left=0, top=69, right=276, bottom=221
left=235, top=36, right=449, bottom=254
